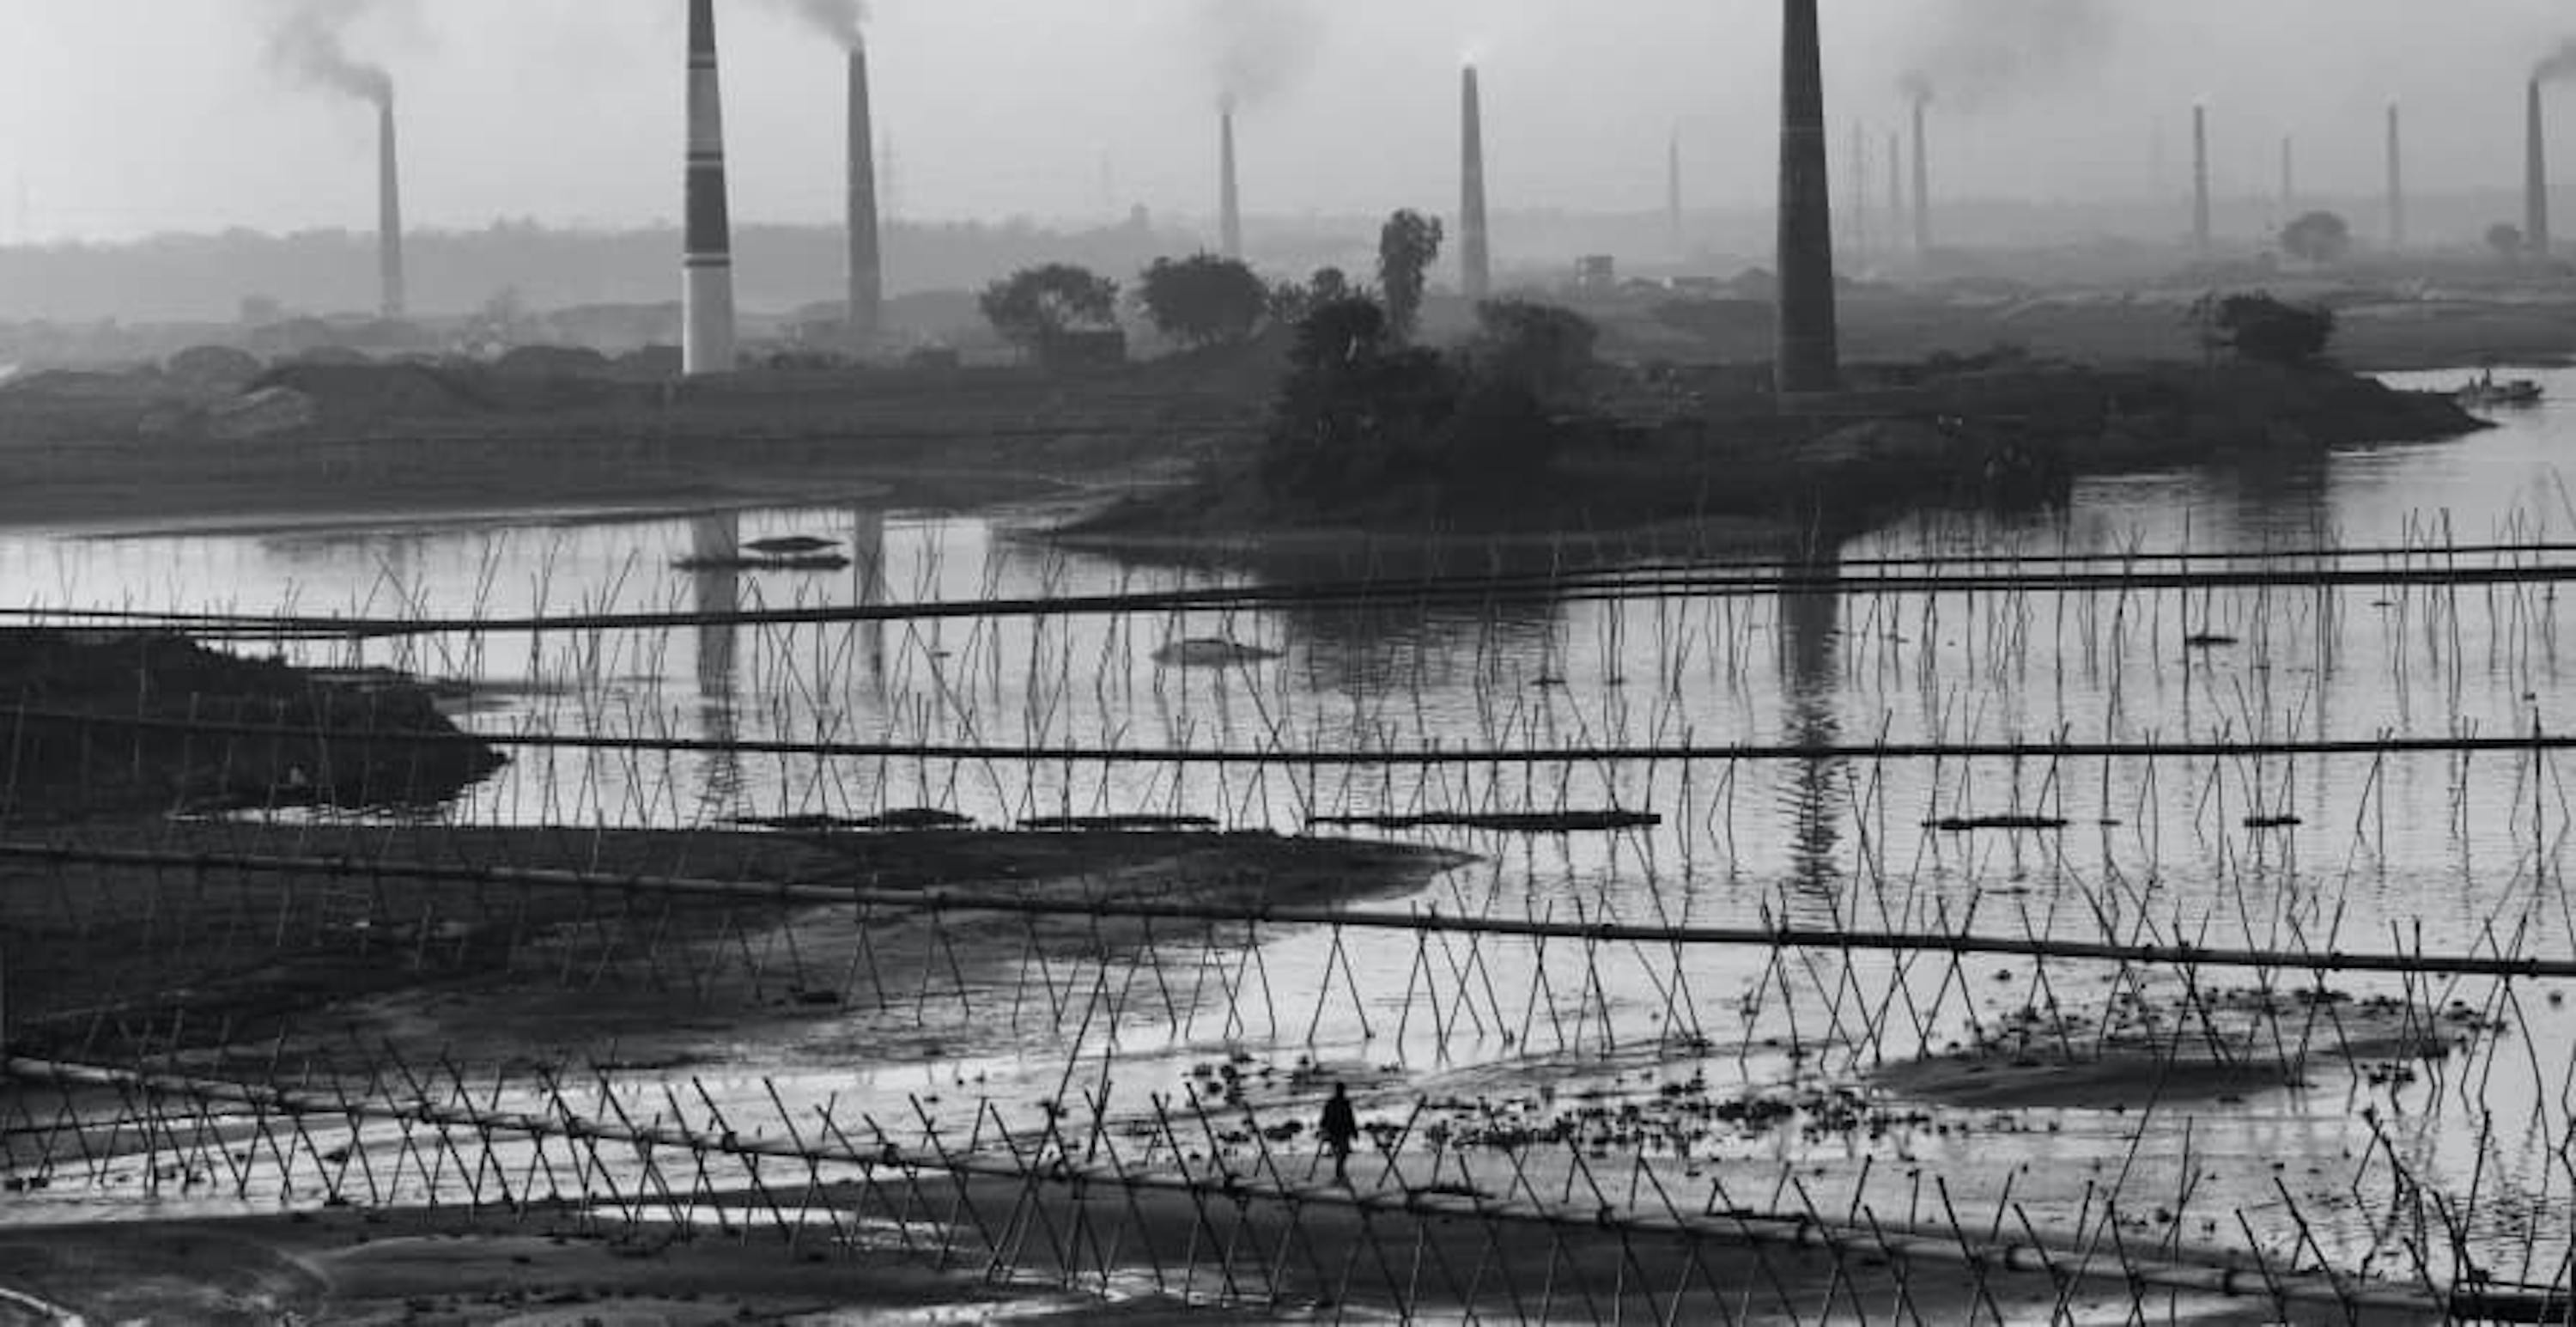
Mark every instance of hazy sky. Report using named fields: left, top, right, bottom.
left=1, top=0, right=2571, bottom=242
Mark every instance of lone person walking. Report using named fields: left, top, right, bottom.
left=1319, top=1082, right=1359, bottom=1185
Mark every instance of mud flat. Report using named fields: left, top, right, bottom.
left=0, top=819, right=1473, bottom=1070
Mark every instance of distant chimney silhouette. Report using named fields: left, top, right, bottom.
left=1218, top=102, right=1242, bottom=260
left=1667, top=128, right=1684, bottom=254
left=2530, top=80, right=2553, bottom=260
left=2386, top=101, right=2405, bottom=248
left=1773, top=0, right=1838, bottom=396
left=1461, top=64, right=1492, bottom=303
left=847, top=42, right=882, bottom=347
left=1910, top=94, right=1931, bottom=257
left=2191, top=103, right=2212, bottom=258
left=377, top=94, right=404, bottom=321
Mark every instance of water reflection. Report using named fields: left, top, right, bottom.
left=1777, top=544, right=1846, bottom=906
left=851, top=507, right=888, bottom=694
left=690, top=513, right=743, bottom=815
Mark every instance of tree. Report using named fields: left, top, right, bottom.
left=1467, top=300, right=1602, bottom=410
left=2488, top=223, right=2528, bottom=265
left=980, top=264, right=1121, bottom=356
left=2214, top=292, right=2335, bottom=367
left=1262, top=295, right=1458, bottom=502
left=2279, top=210, right=2352, bottom=265
left=1137, top=253, right=1269, bottom=349
left=1377, top=210, right=1445, bottom=341
left=1268, top=266, right=1356, bottom=326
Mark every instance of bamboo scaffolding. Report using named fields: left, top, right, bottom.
left=12, top=1054, right=2550, bottom=1321
left=8, top=840, right=2574, bottom=980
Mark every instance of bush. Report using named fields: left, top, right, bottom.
left=1137, top=254, right=1269, bottom=349
left=2212, top=293, right=2335, bottom=367
left=1466, top=300, right=1601, bottom=411
left=979, top=264, right=1120, bottom=359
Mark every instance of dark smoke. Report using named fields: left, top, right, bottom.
left=2538, top=40, right=2576, bottom=83
left=1198, top=0, right=1324, bottom=112
left=1898, top=0, right=2114, bottom=113
left=779, top=0, right=868, bottom=48
left=269, top=0, right=393, bottom=107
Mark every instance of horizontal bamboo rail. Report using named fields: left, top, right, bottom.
left=5, top=841, right=2569, bottom=980
left=4, top=557, right=2572, bottom=641
left=5, top=706, right=2562, bottom=766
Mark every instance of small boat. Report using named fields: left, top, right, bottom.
left=2457, top=370, right=2544, bottom=408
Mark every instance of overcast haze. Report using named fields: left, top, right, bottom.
left=2, top=0, right=2572, bottom=243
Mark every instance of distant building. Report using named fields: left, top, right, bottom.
left=1576, top=256, right=1619, bottom=291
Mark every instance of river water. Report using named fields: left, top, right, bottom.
left=9, top=367, right=2576, bottom=1289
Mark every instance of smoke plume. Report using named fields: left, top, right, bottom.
left=2538, top=40, right=2576, bottom=83
left=1198, top=0, right=1324, bottom=112
left=779, top=0, right=868, bottom=48
left=268, top=0, right=393, bottom=107
left=1897, top=0, right=2114, bottom=113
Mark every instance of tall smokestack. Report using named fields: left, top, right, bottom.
left=1218, top=102, right=1242, bottom=261
left=2191, top=103, right=2212, bottom=258
left=1886, top=131, right=1901, bottom=264
left=1774, top=0, right=1838, bottom=396
left=1849, top=121, right=1868, bottom=265
left=847, top=42, right=882, bottom=347
left=2279, top=135, right=2295, bottom=214
left=2386, top=101, right=2406, bottom=249
left=377, top=94, right=404, bottom=321
left=683, top=0, right=737, bottom=377
left=2530, top=80, right=2553, bottom=261
left=1668, top=128, right=1684, bottom=255
left=1461, top=64, right=1492, bottom=303
left=1910, top=94, right=1930, bottom=257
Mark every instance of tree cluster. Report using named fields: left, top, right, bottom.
left=1260, top=289, right=1605, bottom=512
left=2197, top=291, right=2336, bottom=368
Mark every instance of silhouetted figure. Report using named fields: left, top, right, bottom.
left=1319, top=1083, right=1359, bottom=1185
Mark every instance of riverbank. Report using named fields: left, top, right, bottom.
left=1066, top=358, right=2488, bottom=559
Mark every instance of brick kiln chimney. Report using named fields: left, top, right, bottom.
left=1461, top=64, right=1492, bottom=303
left=683, top=0, right=737, bottom=378
left=1773, top=0, right=1840, bottom=397
left=847, top=42, right=883, bottom=347
left=377, top=94, right=404, bottom=321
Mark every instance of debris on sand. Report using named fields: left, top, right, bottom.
left=1874, top=985, right=2500, bottom=1111
left=1020, top=814, right=1223, bottom=832
left=1924, top=814, right=2069, bottom=832
left=733, top=808, right=976, bottom=832
left=1309, top=810, right=1662, bottom=834
left=1152, top=638, right=1282, bottom=667
left=672, top=552, right=854, bottom=573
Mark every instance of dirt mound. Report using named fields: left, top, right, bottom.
left=0, top=630, right=507, bottom=819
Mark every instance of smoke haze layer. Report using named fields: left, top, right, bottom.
left=2538, top=39, right=2576, bottom=83
left=1197, top=0, right=1324, bottom=112
left=1897, top=0, right=2115, bottom=112
left=779, top=0, right=868, bottom=49
left=269, top=0, right=393, bottom=107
